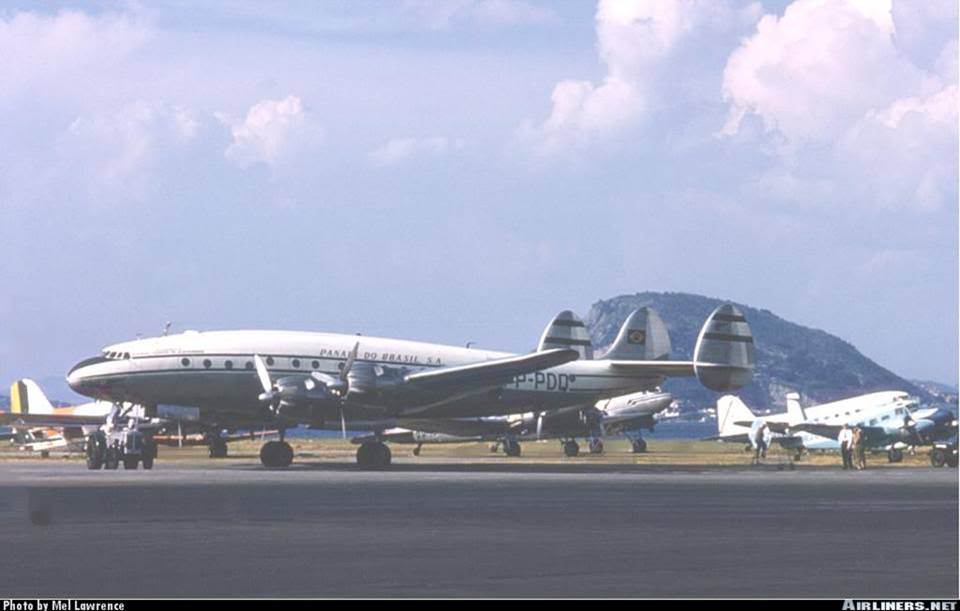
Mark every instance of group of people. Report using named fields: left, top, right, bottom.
left=749, top=421, right=869, bottom=469
left=838, top=424, right=867, bottom=470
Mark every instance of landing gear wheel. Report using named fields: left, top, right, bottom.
left=589, top=438, right=604, bottom=455
left=104, top=447, right=121, bottom=470
left=947, top=454, right=958, bottom=468
left=631, top=438, right=647, bottom=454
left=563, top=440, right=580, bottom=457
left=260, top=440, right=294, bottom=468
left=142, top=442, right=155, bottom=470
left=40, top=451, right=50, bottom=459
left=123, top=456, right=139, bottom=470
left=85, top=432, right=106, bottom=470
left=412, top=444, right=422, bottom=457
left=503, top=439, right=521, bottom=457
left=357, top=442, right=391, bottom=469
left=208, top=439, right=228, bottom=459
left=888, top=448, right=904, bottom=463
left=931, top=449, right=947, bottom=468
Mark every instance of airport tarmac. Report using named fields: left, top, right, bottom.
left=0, top=456, right=956, bottom=598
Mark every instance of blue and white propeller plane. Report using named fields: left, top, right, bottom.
left=710, top=391, right=957, bottom=462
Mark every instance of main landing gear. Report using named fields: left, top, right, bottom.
left=625, top=432, right=647, bottom=454
left=562, top=439, right=580, bottom=457
left=887, top=448, right=904, bottom=463
left=207, top=432, right=228, bottom=459
left=502, top=439, right=522, bottom=457
left=260, top=432, right=294, bottom=468
left=357, top=441, right=392, bottom=469
left=588, top=438, right=604, bottom=455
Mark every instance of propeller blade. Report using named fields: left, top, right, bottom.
left=536, top=413, right=543, bottom=439
left=340, top=405, right=347, bottom=440
left=253, top=354, right=272, bottom=394
left=341, top=342, right=359, bottom=382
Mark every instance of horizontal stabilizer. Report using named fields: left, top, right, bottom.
left=405, top=348, right=579, bottom=392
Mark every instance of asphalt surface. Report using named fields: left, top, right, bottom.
left=0, top=460, right=956, bottom=598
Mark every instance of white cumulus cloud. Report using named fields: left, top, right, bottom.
left=221, top=96, right=321, bottom=168
left=720, top=0, right=958, bottom=210
left=518, top=0, right=758, bottom=156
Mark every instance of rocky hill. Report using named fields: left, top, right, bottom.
left=586, top=292, right=935, bottom=412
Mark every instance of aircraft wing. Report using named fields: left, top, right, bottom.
left=403, top=348, right=579, bottom=392
left=733, top=420, right=792, bottom=434
left=702, top=433, right=750, bottom=443
left=0, top=413, right=169, bottom=432
left=397, top=418, right=511, bottom=437
left=0, top=413, right=107, bottom=428
left=791, top=423, right=887, bottom=442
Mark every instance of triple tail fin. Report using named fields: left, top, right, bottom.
left=604, top=307, right=671, bottom=361
left=538, top=310, right=593, bottom=359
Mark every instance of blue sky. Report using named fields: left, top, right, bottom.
left=0, top=0, right=956, bottom=396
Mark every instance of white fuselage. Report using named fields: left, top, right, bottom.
left=737, top=391, right=921, bottom=450
left=67, top=329, right=668, bottom=424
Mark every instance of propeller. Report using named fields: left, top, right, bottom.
left=254, top=343, right=359, bottom=436
left=254, top=354, right=281, bottom=413
left=308, top=342, right=359, bottom=439
left=536, top=412, right=544, bottom=439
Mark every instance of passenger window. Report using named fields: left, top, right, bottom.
left=225, top=360, right=233, bottom=370
left=203, top=359, right=212, bottom=369
left=312, top=360, right=320, bottom=369
left=292, top=359, right=300, bottom=368
left=181, top=358, right=190, bottom=367
left=245, top=361, right=254, bottom=370
left=266, top=356, right=275, bottom=366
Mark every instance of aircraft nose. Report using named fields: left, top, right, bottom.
left=66, top=355, right=108, bottom=394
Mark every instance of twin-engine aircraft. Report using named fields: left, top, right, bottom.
left=0, top=379, right=112, bottom=455
left=709, top=391, right=957, bottom=462
left=67, top=304, right=755, bottom=468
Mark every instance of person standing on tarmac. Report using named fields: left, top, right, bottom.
left=752, top=422, right=768, bottom=466
left=852, top=426, right=867, bottom=470
left=838, top=424, right=854, bottom=469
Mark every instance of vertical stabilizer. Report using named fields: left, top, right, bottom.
left=538, top=310, right=593, bottom=359
left=604, top=307, right=671, bottom=361
left=10, top=379, right=55, bottom=415
left=785, top=392, right=806, bottom=425
left=716, top=395, right=756, bottom=437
